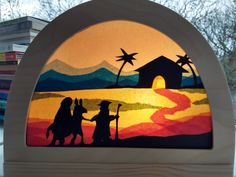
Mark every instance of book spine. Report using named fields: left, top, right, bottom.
left=0, top=75, right=14, bottom=80
left=0, top=53, right=4, bottom=61
left=5, top=52, right=16, bottom=60
left=0, top=93, right=8, bottom=101
left=0, top=21, right=32, bottom=34
left=0, top=44, right=27, bottom=53
left=0, top=52, right=24, bottom=61
left=0, top=60, right=18, bottom=65
left=0, top=64, right=17, bottom=70
left=0, top=100, right=7, bottom=109
left=0, top=70, right=16, bottom=75
left=0, top=109, right=6, bottom=114
left=6, top=52, right=24, bottom=60
left=0, top=109, right=5, bottom=116
left=0, top=80, right=12, bottom=90
left=16, top=52, right=24, bottom=60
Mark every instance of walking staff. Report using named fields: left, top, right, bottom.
left=115, top=104, right=122, bottom=142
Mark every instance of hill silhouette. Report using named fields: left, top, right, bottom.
left=118, top=133, right=212, bottom=149
left=181, top=76, right=203, bottom=88
left=36, top=58, right=204, bottom=92
left=35, top=68, right=138, bottom=92
left=50, top=133, right=213, bottom=149
left=42, top=60, right=137, bottom=76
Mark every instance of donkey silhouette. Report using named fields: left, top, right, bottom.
left=70, top=98, right=89, bottom=145
left=46, top=98, right=88, bottom=146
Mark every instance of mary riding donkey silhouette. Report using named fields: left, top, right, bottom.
left=46, top=97, right=88, bottom=146
left=46, top=98, right=121, bottom=146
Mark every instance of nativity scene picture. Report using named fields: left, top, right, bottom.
left=26, top=20, right=212, bottom=149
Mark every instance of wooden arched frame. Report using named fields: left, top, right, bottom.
left=4, top=0, right=235, bottom=177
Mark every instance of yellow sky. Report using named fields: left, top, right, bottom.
left=47, top=20, right=190, bottom=72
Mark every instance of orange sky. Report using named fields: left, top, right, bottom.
left=47, top=20, right=189, bottom=72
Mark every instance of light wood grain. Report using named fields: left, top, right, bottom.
left=4, top=162, right=233, bottom=177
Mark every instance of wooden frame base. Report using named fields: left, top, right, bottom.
left=4, top=162, right=233, bottom=177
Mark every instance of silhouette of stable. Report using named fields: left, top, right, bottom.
left=135, top=56, right=188, bottom=89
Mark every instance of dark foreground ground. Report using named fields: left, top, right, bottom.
left=50, top=132, right=213, bottom=149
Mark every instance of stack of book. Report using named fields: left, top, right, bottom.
left=0, top=44, right=27, bottom=120
left=0, top=17, right=48, bottom=121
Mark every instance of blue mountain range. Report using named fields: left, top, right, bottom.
left=35, top=68, right=139, bottom=92
left=35, top=66, right=203, bottom=92
left=181, top=76, right=203, bottom=87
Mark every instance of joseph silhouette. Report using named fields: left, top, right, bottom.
left=90, top=100, right=118, bottom=144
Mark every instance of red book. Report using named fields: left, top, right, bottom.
left=5, top=52, right=24, bottom=61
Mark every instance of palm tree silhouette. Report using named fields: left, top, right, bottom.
left=115, top=48, right=138, bottom=86
left=176, top=54, right=198, bottom=86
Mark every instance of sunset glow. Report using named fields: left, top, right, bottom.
left=26, top=20, right=212, bottom=148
